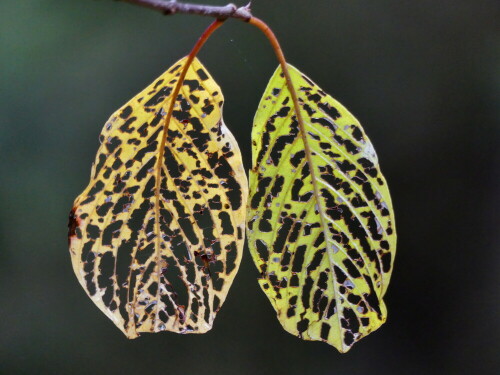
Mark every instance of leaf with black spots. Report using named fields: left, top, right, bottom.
left=69, top=57, right=248, bottom=338
left=247, top=64, right=396, bottom=352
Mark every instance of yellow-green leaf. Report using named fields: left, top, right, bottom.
left=69, top=57, right=248, bottom=338
left=247, top=64, right=396, bottom=352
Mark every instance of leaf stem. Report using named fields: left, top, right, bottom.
left=153, top=18, right=225, bottom=332
left=247, top=17, right=303, bottom=136
left=248, top=16, right=347, bottom=352
left=248, top=17, right=319, bottom=211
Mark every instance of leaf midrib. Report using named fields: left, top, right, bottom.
left=281, top=64, right=347, bottom=352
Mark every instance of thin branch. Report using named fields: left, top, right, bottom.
left=119, top=0, right=252, bottom=21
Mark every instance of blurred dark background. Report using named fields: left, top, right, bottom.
left=0, top=0, right=498, bottom=374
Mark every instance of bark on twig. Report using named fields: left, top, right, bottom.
left=120, top=0, right=252, bottom=21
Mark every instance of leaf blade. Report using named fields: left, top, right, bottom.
left=69, top=57, right=248, bottom=338
left=247, top=64, right=396, bottom=352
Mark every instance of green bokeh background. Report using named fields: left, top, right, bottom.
left=1, top=0, right=498, bottom=374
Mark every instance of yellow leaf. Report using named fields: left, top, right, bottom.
left=69, top=57, right=248, bottom=338
left=247, top=64, right=396, bottom=352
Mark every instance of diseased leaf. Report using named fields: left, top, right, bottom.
left=69, top=57, right=248, bottom=338
left=247, top=64, right=396, bottom=352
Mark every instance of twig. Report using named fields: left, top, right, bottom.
left=119, top=0, right=252, bottom=21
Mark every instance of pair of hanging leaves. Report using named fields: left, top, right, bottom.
left=69, top=56, right=396, bottom=352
